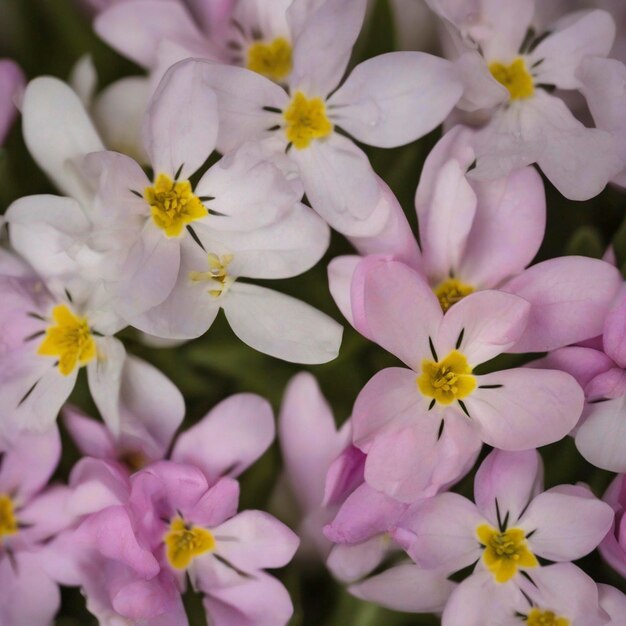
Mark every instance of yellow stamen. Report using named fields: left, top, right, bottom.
left=189, top=253, right=234, bottom=298
left=37, top=305, right=96, bottom=376
left=489, top=57, right=535, bottom=100
left=164, top=516, right=216, bottom=570
left=527, top=608, right=570, bottom=626
left=434, top=278, right=475, bottom=313
left=283, top=91, right=333, bottom=150
left=417, top=350, right=476, bottom=405
left=247, top=37, right=293, bottom=82
left=145, top=174, right=207, bottom=238
left=477, top=524, right=538, bottom=583
left=0, top=494, right=18, bottom=540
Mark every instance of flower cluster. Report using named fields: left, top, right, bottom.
left=1, top=0, right=626, bottom=624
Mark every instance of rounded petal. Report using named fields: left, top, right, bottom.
left=474, top=449, right=543, bottom=527
left=436, top=290, right=531, bottom=365
left=466, top=368, right=583, bottom=450
left=351, top=257, right=441, bottom=369
left=326, top=535, right=391, bottom=583
left=330, top=52, right=462, bottom=148
left=603, top=286, right=626, bottom=369
left=599, top=584, right=626, bottom=625
left=575, top=395, right=626, bottom=473
left=349, top=563, right=455, bottom=613
left=521, top=487, right=614, bottom=561
left=172, top=393, right=274, bottom=483
left=21, top=77, right=103, bottom=204
left=223, top=283, right=343, bottom=364
left=460, top=167, right=546, bottom=288
left=62, top=406, right=117, bottom=460
left=143, top=59, right=218, bottom=179
left=290, top=0, right=367, bottom=96
left=328, top=255, right=360, bottom=328
left=504, top=256, right=623, bottom=353
left=0, top=59, right=25, bottom=145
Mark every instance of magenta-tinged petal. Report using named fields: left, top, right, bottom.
left=76, top=505, right=160, bottom=578
left=396, top=492, right=483, bottom=571
left=603, top=286, right=626, bottom=368
left=460, top=166, right=546, bottom=288
left=436, top=290, right=530, bottom=365
left=213, top=510, right=299, bottom=572
left=466, top=368, right=583, bottom=450
left=349, top=563, right=455, bottom=613
left=202, top=572, right=294, bottom=626
left=279, top=372, right=347, bottom=512
left=324, top=483, right=406, bottom=544
left=188, top=477, right=240, bottom=528
left=599, top=584, right=626, bottom=625
left=0, top=426, right=60, bottom=504
left=585, top=367, right=626, bottom=400
left=68, top=458, right=130, bottom=516
left=62, top=406, right=116, bottom=460
left=530, top=346, right=614, bottom=390
left=474, top=449, right=543, bottom=528
left=504, top=257, right=622, bottom=353
left=351, top=258, right=441, bottom=370
left=0, top=59, right=25, bottom=145
left=599, top=475, right=626, bottom=578
left=323, top=442, right=365, bottom=507
left=521, top=487, right=614, bottom=561
left=112, top=575, right=180, bottom=621
left=17, top=485, right=75, bottom=545
left=172, top=393, right=274, bottom=484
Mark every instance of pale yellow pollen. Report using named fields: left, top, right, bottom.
left=247, top=37, right=293, bottom=82
left=189, top=253, right=234, bottom=298
left=477, top=523, right=539, bottom=583
left=489, top=57, right=535, bottom=100
left=527, top=608, right=570, bottom=626
left=164, top=516, right=216, bottom=570
left=0, top=494, right=18, bottom=540
left=417, top=350, right=476, bottom=405
left=283, top=91, right=333, bottom=150
left=145, top=173, right=207, bottom=238
left=434, top=278, right=475, bottom=313
left=37, top=304, right=96, bottom=376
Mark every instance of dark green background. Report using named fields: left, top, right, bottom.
left=1, top=0, right=625, bottom=623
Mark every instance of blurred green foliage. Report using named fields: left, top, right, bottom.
left=1, top=0, right=625, bottom=624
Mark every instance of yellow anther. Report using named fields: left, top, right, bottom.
left=0, top=495, right=18, bottom=540
left=37, top=305, right=96, bottom=376
left=417, top=350, right=476, bottom=405
left=477, top=524, right=538, bottom=583
left=189, top=253, right=234, bottom=298
left=489, top=57, right=535, bottom=100
left=247, top=37, right=293, bottom=82
left=434, top=278, right=475, bottom=313
left=527, top=608, right=570, bottom=626
left=164, top=516, right=216, bottom=570
left=145, top=174, right=207, bottom=238
left=283, top=91, right=333, bottom=150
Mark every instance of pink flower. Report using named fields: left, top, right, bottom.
left=599, top=473, right=626, bottom=577
left=349, top=256, right=584, bottom=501
left=0, top=59, right=24, bottom=145
left=329, top=126, right=623, bottom=353
left=393, top=449, right=614, bottom=625
left=0, top=427, right=73, bottom=626
left=535, top=284, right=626, bottom=471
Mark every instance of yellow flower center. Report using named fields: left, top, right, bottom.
left=164, top=516, right=216, bottom=570
left=477, top=524, right=539, bottom=583
left=37, top=304, right=96, bottom=376
left=434, top=278, right=475, bottom=313
left=417, top=350, right=476, bottom=405
left=189, top=253, right=234, bottom=298
left=0, top=495, right=18, bottom=540
left=527, top=608, right=570, bottom=626
left=283, top=91, right=333, bottom=150
left=145, top=174, right=208, bottom=238
left=247, top=37, right=293, bottom=82
left=489, top=57, right=535, bottom=100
